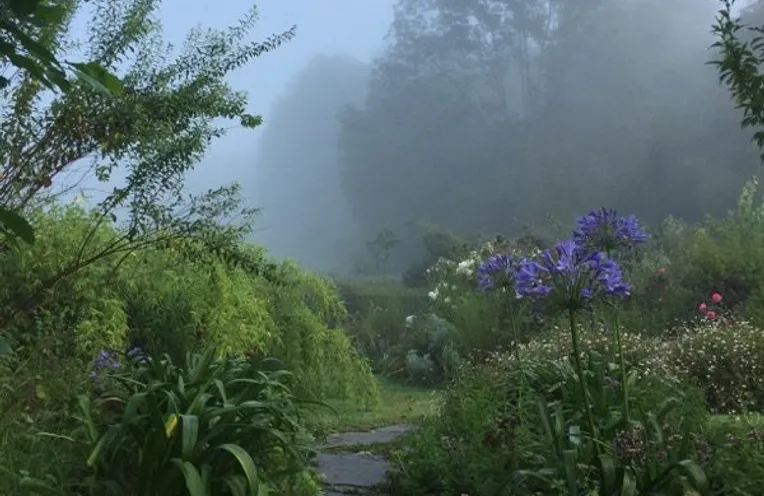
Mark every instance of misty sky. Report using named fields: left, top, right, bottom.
left=60, top=0, right=393, bottom=203
left=50, top=0, right=761, bottom=273
left=167, top=0, right=394, bottom=196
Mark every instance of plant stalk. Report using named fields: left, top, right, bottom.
left=612, top=308, right=629, bottom=421
left=568, top=308, right=600, bottom=455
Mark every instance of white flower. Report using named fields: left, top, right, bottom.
left=428, top=288, right=439, bottom=300
left=455, top=259, right=475, bottom=276
left=404, top=315, right=416, bottom=327
left=444, top=297, right=452, bottom=304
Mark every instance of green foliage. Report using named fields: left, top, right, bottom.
left=0, top=0, right=122, bottom=93
left=0, top=0, right=121, bottom=301
left=34, top=348, right=319, bottom=496
left=389, top=355, right=710, bottom=495
left=712, top=0, right=764, bottom=163
left=0, top=205, right=378, bottom=495
left=0, top=203, right=378, bottom=406
left=703, top=415, right=764, bottom=495
left=268, top=264, right=378, bottom=405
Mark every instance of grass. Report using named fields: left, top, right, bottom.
left=306, top=377, right=439, bottom=437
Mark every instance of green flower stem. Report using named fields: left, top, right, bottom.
left=612, top=307, right=629, bottom=421
left=604, top=248, right=630, bottom=420
left=568, top=308, right=600, bottom=455
left=506, top=297, right=522, bottom=365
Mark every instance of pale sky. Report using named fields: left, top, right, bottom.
left=62, top=0, right=394, bottom=204
left=158, top=0, right=394, bottom=194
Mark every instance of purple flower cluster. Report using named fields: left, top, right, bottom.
left=127, top=345, right=148, bottom=363
left=476, top=254, right=516, bottom=291
left=90, top=346, right=148, bottom=381
left=476, top=208, right=641, bottom=311
left=92, top=349, right=120, bottom=372
left=514, top=240, right=630, bottom=308
left=573, top=208, right=647, bottom=253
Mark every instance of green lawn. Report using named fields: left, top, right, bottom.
left=306, top=377, right=439, bottom=436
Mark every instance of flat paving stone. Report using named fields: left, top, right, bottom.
left=320, top=424, right=413, bottom=449
left=317, top=452, right=390, bottom=488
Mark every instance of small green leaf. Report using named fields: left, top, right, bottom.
left=0, top=207, right=35, bottom=244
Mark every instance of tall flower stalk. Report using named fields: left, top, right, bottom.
left=514, top=239, right=631, bottom=451
left=477, top=254, right=524, bottom=363
left=573, top=208, right=646, bottom=422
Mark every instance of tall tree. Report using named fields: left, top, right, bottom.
left=338, top=0, right=757, bottom=271
left=253, top=54, right=369, bottom=272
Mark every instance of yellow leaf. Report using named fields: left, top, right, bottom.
left=165, top=414, right=179, bottom=438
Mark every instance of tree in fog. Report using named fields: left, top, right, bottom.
left=338, top=0, right=757, bottom=272
left=253, top=55, right=370, bottom=272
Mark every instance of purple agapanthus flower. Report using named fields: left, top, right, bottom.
left=90, top=349, right=120, bottom=383
left=127, top=345, right=149, bottom=364
left=476, top=254, right=517, bottom=291
left=92, top=349, right=120, bottom=371
left=573, top=208, right=647, bottom=253
left=514, top=239, right=631, bottom=310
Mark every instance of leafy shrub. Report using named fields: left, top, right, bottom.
left=0, top=205, right=131, bottom=357
left=389, top=354, right=708, bottom=496
left=335, top=277, right=429, bottom=377
left=403, top=314, right=460, bottom=386
left=703, top=415, right=764, bottom=495
left=388, top=360, right=542, bottom=496
left=0, top=204, right=378, bottom=408
left=42, top=347, right=320, bottom=496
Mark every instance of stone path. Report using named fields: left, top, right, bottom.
left=315, top=424, right=413, bottom=495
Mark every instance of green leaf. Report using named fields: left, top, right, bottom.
left=0, top=206, right=35, bottom=244
left=4, top=22, right=58, bottom=64
left=180, top=414, right=200, bottom=460
left=620, top=469, right=638, bottom=496
left=217, top=443, right=260, bottom=494
left=172, top=459, right=206, bottom=496
left=69, top=62, right=123, bottom=95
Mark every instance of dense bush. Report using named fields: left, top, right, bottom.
left=0, top=204, right=376, bottom=402
left=0, top=205, right=378, bottom=495
left=335, top=277, right=430, bottom=377
left=389, top=355, right=710, bottom=495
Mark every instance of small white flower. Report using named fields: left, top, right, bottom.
left=404, top=315, right=416, bottom=327
left=428, top=288, right=439, bottom=300
left=455, top=259, right=475, bottom=276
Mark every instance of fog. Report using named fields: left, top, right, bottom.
left=61, top=0, right=764, bottom=275
left=240, top=0, right=764, bottom=275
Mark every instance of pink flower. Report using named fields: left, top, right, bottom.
left=698, top=302, right=708, bottom=313
left=707, top=311, right=717, bottom=320
left=657, top=267, right=667, bottom=274
left=711, top=292, right=723, bottom=303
